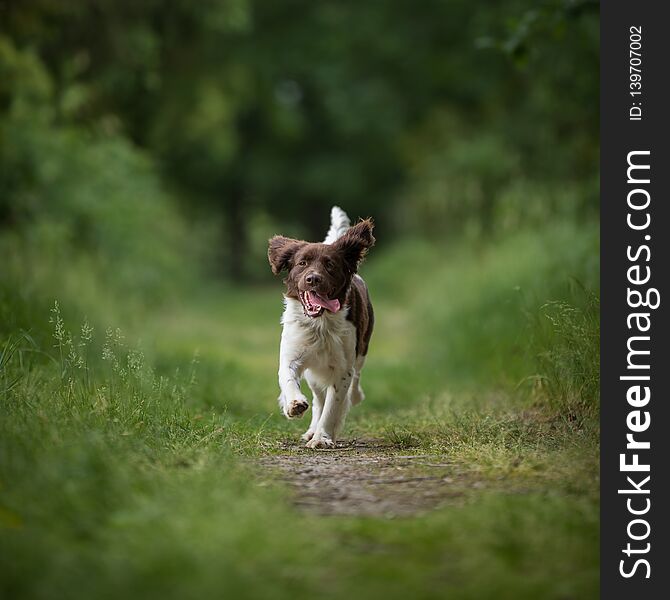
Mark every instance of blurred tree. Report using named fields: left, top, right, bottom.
left=1, top=0, right=599, bottom=278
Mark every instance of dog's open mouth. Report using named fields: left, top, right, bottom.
left=300, top=291, right=341, bottom=317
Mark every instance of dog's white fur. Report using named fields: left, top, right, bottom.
left=277, top=207, right=366, bottom=448
left=323, top=205, right=351, bottom=244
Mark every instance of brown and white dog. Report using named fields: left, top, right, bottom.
left=268, top=207, right=374, bottom=448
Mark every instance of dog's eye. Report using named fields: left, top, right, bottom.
left=297, top=260, right=307, bottom=267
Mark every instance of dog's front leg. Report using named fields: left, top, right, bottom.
left=278, top=344, right=309, bottom=419
left=305, top=370, right=353, bottom=449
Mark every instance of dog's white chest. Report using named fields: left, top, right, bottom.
left=280, top=298, right=356, bottom=383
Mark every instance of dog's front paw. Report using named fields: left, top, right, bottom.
left=301, top=429, right=315, bottom=442
left=305, top=433, right=335, bottom=449
left=284, top=397, right=309, bottom=419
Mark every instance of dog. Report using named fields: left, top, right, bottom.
left=268, top=206, right=375, bottom=448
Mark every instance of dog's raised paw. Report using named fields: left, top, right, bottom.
left=305, top=435, right=335, bottom=449
left=285, top=398, right=309, bottom=419
left=300, top=430, right=315, bottom=442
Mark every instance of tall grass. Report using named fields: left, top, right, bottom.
left=0, top=300, right=599, bottom=600
left=0, top=217, right=599, bottom=600
left=530, top=285, right=600, bottom=416
left=0, top=309, right=322, bottom=600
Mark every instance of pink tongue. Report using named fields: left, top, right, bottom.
left=307, top=291, right=341, bottom=313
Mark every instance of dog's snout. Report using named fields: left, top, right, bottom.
left=305, top=272, right=322, bottom=286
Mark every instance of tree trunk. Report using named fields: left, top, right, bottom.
left=304, top=199, right=329, bottom=241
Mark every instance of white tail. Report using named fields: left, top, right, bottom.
left=323, top=206, right=351, bottom=244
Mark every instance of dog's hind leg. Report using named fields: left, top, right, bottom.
left=302, top=369, right=325, bottom=442
left=347, top=355, right=366, bottom=406
left=305, top=372, right=353, bottom=449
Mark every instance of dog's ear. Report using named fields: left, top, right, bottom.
left=268, top=236, right=306, bottom=275
left=333, top=218, right=375, bottom=273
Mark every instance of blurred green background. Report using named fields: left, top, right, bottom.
left=1, top=1, right=599, bottom=599
left=1, top=0, right=598, bottom=291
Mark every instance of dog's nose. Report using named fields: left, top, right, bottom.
left=305, top=272, right=322, bottom=286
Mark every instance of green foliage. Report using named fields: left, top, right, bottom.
left=1, top=0, right=599, bottom=278
left=531, top=286, right=600, bottom=415
left=1, top=124, right=198, bottom=295
left=362, top=219, right=598, bottom=394
left=0, top=37, right=210, bottom=334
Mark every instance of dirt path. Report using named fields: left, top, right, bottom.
left=258, top=439, right=489, bottom=517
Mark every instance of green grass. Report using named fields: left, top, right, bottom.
left=0, top=221, right=599, bottom=600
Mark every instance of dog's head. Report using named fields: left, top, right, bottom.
left=268, top=219, right=375, bottom=318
